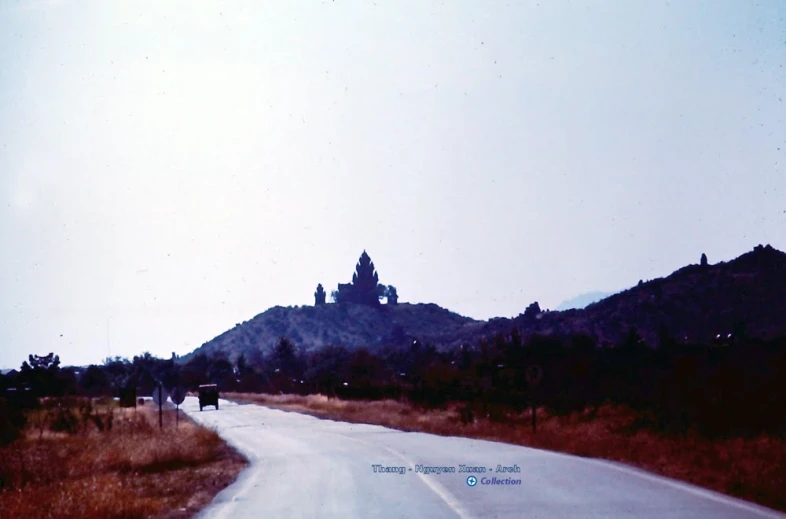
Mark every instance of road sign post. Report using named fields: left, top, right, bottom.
left=170, top=386, right=186, bottom=427
left=152, top=385, right=167, bottom=430
left=531, top=390, right=537, bottom=434
left=525, top=365, right=544, bottom=435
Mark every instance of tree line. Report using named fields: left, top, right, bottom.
left=3, top=328, right=786, bottom=439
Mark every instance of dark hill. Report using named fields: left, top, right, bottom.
left=463, top=244, right=786, bottom=348
left=187, top=303, right=476, bottom=361
left=188, top=244, right=786, bottom=360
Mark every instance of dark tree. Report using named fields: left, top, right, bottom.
left=658, top=323, right=675, bottom=350
left=387, top=285, right=399, bottom=305
left=305, top=345, right=350, bottom=397
left=266, top=336, right=304, bottom=393
left=26, top=353, right=60, bottom=371
left=208, top=352, right=235, bottom=388
left=236, top=353, right=249, bottom=376
left=181, top=353, right=211, bottom=389
left=20, top=353, right=64, bottom=396
left=345, top=349, right=390, bottom=399
left=621, top=326, right=646, bottom=350
left=128, top=352, right=171, bottom=394
left=234, top=352, right=262, bottom=391
left=271, top=336, right=301, bottom=377
left=700, top=253, right=708, bottom=267
left=0, top=397, right=25, bottom=445
left=80, top=365, right=112, bottom=396
left=523, top=301, right=541, bottom=318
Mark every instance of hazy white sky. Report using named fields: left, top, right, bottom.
left=1, top=0, right=784, bottom=368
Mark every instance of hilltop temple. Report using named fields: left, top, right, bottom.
left=314, top=251, right=397, bottom=306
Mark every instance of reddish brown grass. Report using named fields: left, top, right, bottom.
left=228, top=392, right=786, bottom=512
left=0, top=403, right=247, bottom=519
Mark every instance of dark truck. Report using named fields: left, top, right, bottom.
left=198, top=384, right=219, bottom=411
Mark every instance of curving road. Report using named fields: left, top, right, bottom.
left=182, top=397, right=785, bottom=519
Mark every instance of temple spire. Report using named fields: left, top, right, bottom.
left=334, top=251, right=385, bottom=305
left=314, top=283, right=326, bottom=305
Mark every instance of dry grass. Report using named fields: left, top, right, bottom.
left=228, top=392, right=786, bottom=513
left=0, top=401, right=247, bottom=519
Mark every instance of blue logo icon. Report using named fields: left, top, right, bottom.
left=466, top=475, right=478, bottom=487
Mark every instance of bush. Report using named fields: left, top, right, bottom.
left=50, top=404, right=79, bottom=434
left=458, top=403, right=474, bottom=424
left=0, top=398, right=25, bottom=445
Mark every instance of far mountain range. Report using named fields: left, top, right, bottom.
left=554, top=291, right=617, bottom=311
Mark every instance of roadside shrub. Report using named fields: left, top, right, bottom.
left=0, top=397, right=25, bottom=445
left=78, top=398, right=94, bottom=425
left=458, top=403, right=474, bottom=424
left=0, top=405, right=248, bottom=518
left=94, top=405, right=114, bottom=432
left=50, top=404, right=79, bottom=434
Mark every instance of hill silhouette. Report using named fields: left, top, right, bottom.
left=188, top=244, right=786, bottom=360
left=475, top=243, right=786, bottom=348
left=187, top=303, right=476, bottom=360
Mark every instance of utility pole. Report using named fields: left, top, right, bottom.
left=531, top=390, right=537, bottom=434
left=525, top=365, right=544, bottom=435
left=106, top=318, right=111, bottom=359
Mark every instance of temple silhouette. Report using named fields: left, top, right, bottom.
left=314, top=251, right=397, bottom=306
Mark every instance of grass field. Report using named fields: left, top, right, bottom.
left=227, top=392, right=786, bottom=513
left=0, top=399, right=247, bottom=519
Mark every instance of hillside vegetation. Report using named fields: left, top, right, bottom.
left=188, top=302, right=476, bottom=361
left=506, top=244, right=786, bottom=348
left=0, top=398, right=246, bottom=519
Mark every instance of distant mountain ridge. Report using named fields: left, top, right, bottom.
left=188, top=244, right=786, bottom=360
left=555, top=291, right=616, bottom=311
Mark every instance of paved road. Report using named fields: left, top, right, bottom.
left=182, top=397, right=785, bottom=519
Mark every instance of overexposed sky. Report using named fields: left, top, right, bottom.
left=1, top=0, right=784, bottom=368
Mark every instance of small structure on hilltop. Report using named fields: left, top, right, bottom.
left=314, top=283, right=327, bottom=305
left=333, top=251, right=387, bottom=306
left=387, top=285, right=398, bottom=305
left=700, top=253, right=708, bottom=267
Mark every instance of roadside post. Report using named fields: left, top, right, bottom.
left=525, top=365, right=544, bottom=434
left=152, top=385, right=167, bottom=430
left=170, top=386, right=186, bottom=427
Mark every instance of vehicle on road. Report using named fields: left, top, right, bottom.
left=198, top=384, right=219, bottom=411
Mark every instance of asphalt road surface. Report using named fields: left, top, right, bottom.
left=182, top=397, right=785, bottom=519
